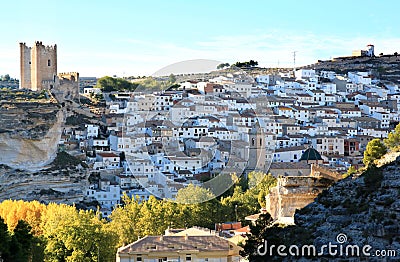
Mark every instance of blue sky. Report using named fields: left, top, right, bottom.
left=1, top=0, right=400, bottom=78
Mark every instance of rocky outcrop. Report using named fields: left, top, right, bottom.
left=0, top=102, right=62, bottom=169
left=0, top=154, right=90, bottom=205
left=266, top=164, right=340, bottom=224
left=284, top=158, right=400, bottom=260
left=250, top=156, right=400, bottom=261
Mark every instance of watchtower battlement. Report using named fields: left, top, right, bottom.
left=58, top=72, right=79, bottom=82
left=20, top=41, right=57, bottom=91
left=19, top=41, right=79, bottom=101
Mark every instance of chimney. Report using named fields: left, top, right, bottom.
left=185, top=234, right=188, bottom=241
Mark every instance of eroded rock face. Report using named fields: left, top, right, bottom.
left=252, top=157, right=400, bottom=261
left=291, top=159, right=400, bottom=259
left=0, top=102, right=62, bottom=169
left=0, top=165, right=89, bottom=204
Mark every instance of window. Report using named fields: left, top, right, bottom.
left=137, top=256, right=142, bottom=261
left=185, top=255, right=192, bottom=261
left=48, top=59, right=51, bottom=66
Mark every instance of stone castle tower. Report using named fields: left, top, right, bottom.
left=19, top=41, right=79, bottom=100
left=20, top=41, right=58, bottom=91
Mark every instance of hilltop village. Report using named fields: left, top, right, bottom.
left=4, top=42, right=400, bottom=218
left=1, top=41, right=400, bottom=261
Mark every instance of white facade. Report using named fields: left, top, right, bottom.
left=172, top=126, right=209, bottom=139
left=256, top=75, right=270, bottom=85
left=371, top=112, right=390, bottom=128
left=83, top=87, right=102, bottom=95
left=295, top=69, right=315, bottom=79
left=95, top=152, right=120, bottom=169
left=109, top=133, right=133, bottom=152
left=86, top=183, right=121, bottom=216
left=273, top=146, right=305, bottom=162
left=311, top=137, right=345, bottom=155
left=86, top=124, right=99, bottom=138
left=348, top=72, right=372, bottom=85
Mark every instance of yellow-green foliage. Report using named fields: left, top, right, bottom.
left=363, top=139, right=387, bottom=166
left=0, top=172, right=277, bottom=261
left=384, top=123, right=400, bottom=151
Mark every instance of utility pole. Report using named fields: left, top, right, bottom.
left=293, top=51, right=298, bottom=76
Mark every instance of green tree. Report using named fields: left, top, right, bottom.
left=108, top=194, right=141, bottom=246
left=1, top=74, right=10, bottom=81
left=249, top=60, right=258, bottom=67
left=363, top=139, right=387, bottom=166
left=0, top=217, right=10, bottom=260
left=95, top=76, right=138, bottom=92
left=239, top=213, right=274, bottom=261
left=217, top=63, right=230, bottom=69
left=343, top=165, right=357, bottom=178
left=176, top=184, right=215, bottom=204
left=168, top=73, right=176, bottom=84
left=233, top=60, right=259, bottom=68
left=384, top=123, right=400, bottom=150
left=41, top=203, right=115, bottom=262
left=220, top=173, right=277, bottom=222
left=9, top=220, right=34, bottom=262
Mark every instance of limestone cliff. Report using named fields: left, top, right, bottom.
left=253, top=155, right=400, bottom=261
left=0, top=102, right=62, bottom=169
left=0, top=156, right=89, bottom=205
left=292, top=160, right=400, bottom=259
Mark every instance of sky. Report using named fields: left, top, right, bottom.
left=1, top=0, right=400, bottom=78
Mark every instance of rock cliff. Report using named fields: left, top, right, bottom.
left=292, top=160, right=400, bottom=260
left=0, top=153, right=90, bottom=205
left=0, top=102, right=62, bottom=169
left=252, top=156, right=400, bottom=261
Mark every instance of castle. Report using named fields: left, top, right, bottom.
left=19, top=41, right=79, bottom=100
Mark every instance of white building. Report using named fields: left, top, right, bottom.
left=273, top=146, right=306, bottom=162
left=83, top=87, right=102, bottom=95
left=371, top=112, right=390, bottom=129
left=310, top=136, right=345, bottom=156
left=348, top=72, right=372, bottom=85
left=256, top=75, right=270, bottom=85
left=86, top=124, right=99, bottom=138
left=295, top=69, right=316, bottom=80
left=109, top=133, right=133, bottom=152
left=94, top=152, right=120, bottom=169
left=86, top=182, right=121, bottom=216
